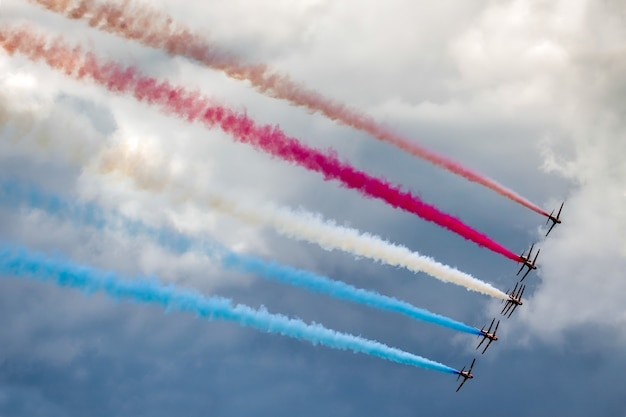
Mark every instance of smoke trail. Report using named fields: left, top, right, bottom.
left=0, top=26, right=522, bottom=261
left=215, top=199, right=510, bottom=300
left=0, top=178, right=483, bottom=334
left=27, top=0, right=549, bottom=217
left=0, top=242, right=460, bottom=374
left=97, top=140, right=508, bottom=299
left=0, top=75, right=509, bottom=299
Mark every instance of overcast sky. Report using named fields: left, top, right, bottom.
left=1, top=0, right=625, bottom=416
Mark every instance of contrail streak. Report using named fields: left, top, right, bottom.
left=0, top=74, right=509, bottom=299
left=0, top=242, right=460, bottom=374
left=0, top=178, right=484, bottom=334
left=27, top=0, right=549, bottom=217
left=0, top=26, right=522, bottom=261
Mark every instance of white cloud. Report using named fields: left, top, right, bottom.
left=447, top=0, right=626, bottom=343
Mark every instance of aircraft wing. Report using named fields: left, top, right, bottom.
left=501, top=301, right=512, bottom=316
left=456, top=378, right=467, bottom=392
left=477, top=338, right=492, bottom=354
left=476, top=335, right=487, bottom=351
left=506, top=304, right=519, bottom=318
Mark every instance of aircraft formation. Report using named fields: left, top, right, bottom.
left=455, top=202, right=564, bottom=391
left=0, top=0, right=570, bottom=397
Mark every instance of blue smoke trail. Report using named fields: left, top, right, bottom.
left=0, top=243, right=459, bottom=374
left=0, top=178, right=481, bottom=335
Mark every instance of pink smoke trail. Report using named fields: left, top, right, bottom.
left=28, top=0, right=550, bottom=218
left=0, top=26, right=522, bottom=262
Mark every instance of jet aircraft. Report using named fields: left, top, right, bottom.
left=517, top=243, right=540, bottom=281
left=476, top=318, right=499, bottom=354
left=501, top=282, right=525, bottom=318
left=545, top=202, right=564, bottom=237
left=455, top=358, right=476, bottom=392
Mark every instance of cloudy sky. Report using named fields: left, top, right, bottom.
left=1, top=0, right=625, bottom=415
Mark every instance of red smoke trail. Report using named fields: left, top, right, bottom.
left=0, top=26, right=522, bottom=261
left=28, top=0, right=550, bottom=218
